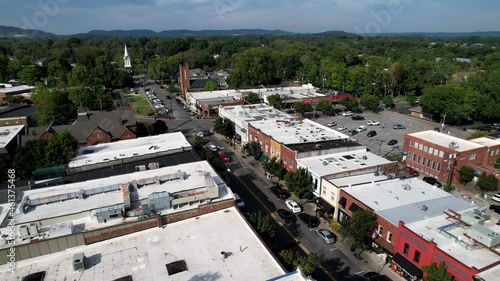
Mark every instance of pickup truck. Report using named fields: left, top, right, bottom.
left=356, top=125, right=367, bottom=133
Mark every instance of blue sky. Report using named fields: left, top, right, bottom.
left=1, top=0, right=499, bottom=34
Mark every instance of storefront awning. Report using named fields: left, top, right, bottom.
left=349, top=202, right=363, bottom=213
left=259, top=153, right=268, bottom=161
left=339, top=197, right=347, bottom=207
left=318, top=197, right=335, bottom=214
left=392, top=253, right=423, bottom=278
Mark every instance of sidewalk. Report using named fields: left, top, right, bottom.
left=218, top=134, right=404, bottom=280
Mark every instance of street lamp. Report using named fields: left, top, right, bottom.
left=447, top=142, right=459, bottom=187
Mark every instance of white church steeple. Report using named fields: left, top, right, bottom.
left=124, top=45, right=131, bottom=69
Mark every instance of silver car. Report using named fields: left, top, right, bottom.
left=315, top=229, right=336, bottom=244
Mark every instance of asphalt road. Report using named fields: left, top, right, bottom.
left=205, top=135, right=370, bottom=281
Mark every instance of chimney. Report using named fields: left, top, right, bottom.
left=220, top=251, right=227, bottom=260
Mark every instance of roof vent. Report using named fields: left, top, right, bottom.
left=166, top=260, right=188, bottom=276
left=418, top=205, right=428, bottom=211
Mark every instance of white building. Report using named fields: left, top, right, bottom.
left=218, top=103, right=295, bottom=144
left=123, top=45, right=131, bottom=69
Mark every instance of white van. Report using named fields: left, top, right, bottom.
left=234, top=193, right=245, bottom=208
left=356, top=125, right=367, bottom=133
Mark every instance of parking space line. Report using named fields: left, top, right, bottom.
left=329, top=247, right=338, bottom=252
left=355, top=271, right=364, bottom=275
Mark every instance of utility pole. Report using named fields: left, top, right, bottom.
left=378, top=139, right=383, bottom=156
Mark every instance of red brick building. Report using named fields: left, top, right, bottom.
left=22, top=108, right=137, bottom=147
left=403, top=131, right=500, bottom=184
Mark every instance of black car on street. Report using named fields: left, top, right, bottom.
left=351, top=115, right=365, bottom=120
left=298, top=213, right=320, bottom=228
left=270, top=184, right=290, bottom=199
left=423, top=176, right=443, bottom=187
left=277, top=209, right=297, bottom=223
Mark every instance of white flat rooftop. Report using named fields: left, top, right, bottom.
left=297, top=149, right=392, bottom=177
left=68, top=132, right=191, bottom=168
left=327, top=173, right=388, bottom=187
left=250, top=118, right=349, bottom=145
left=407, top=131, right=484, bottom=152
left=188, top=84, right=323, bottom=101
left=406, top=210, right=500, bottom=270
left=1, top=207, right=286, bottom=281
left=468, top=137, right=500, bottom=147
left=219, top=103, right=294, bottom=124
left=0, top=85, right=34, bottom=94
left=15, top=161, right=230, bottom=225
left=0, top=125, right=24, bottom=148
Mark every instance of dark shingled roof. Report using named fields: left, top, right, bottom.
left=70, top=109, right=136, bottom=143
left=189, top=79, right=217, bottom=90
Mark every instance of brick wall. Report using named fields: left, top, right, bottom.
left=280, top=145, right=297, bottom=172
left=86, top=127, right=112, bottom=146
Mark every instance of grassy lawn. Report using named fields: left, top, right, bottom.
left=124, top=92, right=151, bottom=116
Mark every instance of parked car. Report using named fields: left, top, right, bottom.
left=403, top=166, right=419, bottom=177
left=367, top=120, right=380, bottom=126
left=489, top=204, right=500, bottom=214
left=342, top=111, right=353, bottom=116
left=348, top=130, right=359, bottom=136
left=387, top=139, right=398, bottom=146
left=367, top=130, right=377, bottom=137
left=393, top=124, right=406, bottom=129
left=423, top=176, right=443, bottom=187
left=356, top=125, right=367, bottom=133
left=492, top=193, right=500, bottom=203
left=337, top=125, right=347, bottom=131
left=207, top=144, right=219, bottom=152
left=363, top=272, right=393, bottom=281
left=315, top=229, right=336, bottom=244
left=352, top=115, right=365, bottom=120
left=277, top=209, right=297, bottom=223
left=270, top=184, right=290, bottom=199
left=234, top=193, right=245, bottom=208
left=285, top=200, right=302, bottom=213
left=298, top=213, right=320, bottom=228
left=218, top=153, right=231, bottom=163
left=327, top=121, right=337, bottom=127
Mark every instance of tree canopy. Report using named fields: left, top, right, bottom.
left=422, top=261, right=452, bottom=281
left=284, top=168, right=313, bottom=199
left=339, top=210, right=376, bottom=257
left=31, top=83, right=76, bottom=125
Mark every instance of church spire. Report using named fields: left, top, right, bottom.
left=124, top=45, right=131, bottom=69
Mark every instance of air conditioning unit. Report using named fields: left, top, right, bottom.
left=73, top=253, right=85, bottom=271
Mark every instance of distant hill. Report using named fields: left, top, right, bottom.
left=0, top=25, right=54, bottom=38
left=78, top=29, right=295, bottom=37
left=310, top=30, right=360, bottom=38
left=367, top=31, right=500, bottom=37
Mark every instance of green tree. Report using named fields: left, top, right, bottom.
left=152, top=120, right=168, bottom=135
left=199, top=147, right=226, bottom=171
left=45, top=130, right=78, bottom=166
left=476, top=174, right=499, bottom=192
left=339, top=210, right=376, bottom=257
left=167, top=83, right=179, bottom=94
left=422, top=262, right=452, bottom=281
left=330, top=62, right=348, bottom=91
left=360, top=95, right=380, bottom=111
left=466, top=131, right=490, bottom=140
left=339, top=97, right=359, bottom=111
left=382, top=96, right=395, bottom=108
left=420, top=85, right=478, bottom=121
left=267, top=94, right=282, bottom=109
left=213, top=117, right=235, bottom=139
left=405, top=93, right=418, bottom=104
left=262, top=157, right=286, bottom=180
left=284, top=168, right=313, bottom=199
left=228, top=47, right=280, bottom=87
left=246, top=92, right=262, bottom=104
left=31, top=84, right=76, bottom=125
left=249, top=211, right=276, bottom=239
left=278, top=250, right=318, bottom=276
left=13, top=139, right=48, bottom=179
left=316, top=100, right=334, bottom=115
left=204, top=80, right=217, bottom=91
left=494, top=157, right=500, bottom=169
left=136, top=122, right=150, bottom=137
left=293, top=102, right=313, bottom=115
left=18, top=65, right=44, bottom=85
left=458, top=166, right=475, bottom=185
left=242, top=141, right=263, bottom=161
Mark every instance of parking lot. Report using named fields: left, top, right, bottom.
left=320, top=110, right=469, bottom=157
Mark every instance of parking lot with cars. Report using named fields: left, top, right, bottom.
left=319, top=110, right=468, bottom=157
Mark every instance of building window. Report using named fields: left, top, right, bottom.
left=377, top=225, right=383, bottom=236
left=496, top=149, right=499, bottom=155
left=407, top=152, right=412, bottom=161
left=469, top=153, right=476, bottom=160
left=289, top=160, right=294, bottom=168
left=419, top=144, right=423, bottom=150
left=437, top=163, right=441, bottom=171
left=429, top=147, right=434, bottom=155
left=422, top=158, right=426, bottom=166
left=387, top=232, right=393, bottom=242
left=424, top=145, right=428, bottom=152
left=403, top=243, right=409, bottom=255
left=432, top=161, right=436, bottom=170
left=414, top=142, right=419, bottom=149
left=331, top=192, right=335, bottom=201
left=259, top=141, right=263, bottom=148
left=284, top=156, right=287, bottom=163
left=323, top=188, right=326, bottom=195
left=434, top=149, right=438, bottom=156
left=265, top=144, right=269, bottom=152
left=271, top=147, right=274, bottom=154
left=417, top=156, right=421, bottom=164
left=439, top=151, right=444, bottom=158
left=413, top=154, right=416, bottom=162
left=426, top=159, right=431, bottom=168
left=410, top=141, right=414, bottom=147
left=413, top=250, right=421, bottom=263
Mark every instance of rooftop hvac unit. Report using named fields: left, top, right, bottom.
left=467, top=224, right=500, bottom=247
left=73, top=253, right=85, bottom=271
left=461, top=211, right=486, bottom=225
left=19, top=225, right=30, bottom=240
left=28, top=223, right=38, bottom=237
